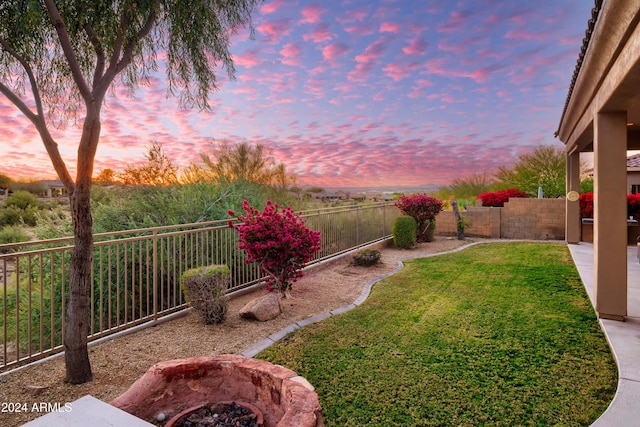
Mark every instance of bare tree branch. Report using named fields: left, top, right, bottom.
left=83, top=23, right=105, bottom=90
left=0, top=38, right=44, bottom=121
left=0, top=37, right=74, bottom=190
left=106, top=0, right=133, bottom=77
left=43, top=0, right=92, bottom=102
left=115, top=6, right=158, bottom=75
left=99, top=2, right=158, bottom=102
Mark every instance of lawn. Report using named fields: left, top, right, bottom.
left=259, top=242, right=617, bottom=426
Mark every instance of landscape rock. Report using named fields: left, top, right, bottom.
left=239, top=293, right=281, bottom=321
left=25, top=385, right=48, bottom=396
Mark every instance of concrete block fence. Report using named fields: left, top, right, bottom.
left=436, top=198, right=566, bottom=240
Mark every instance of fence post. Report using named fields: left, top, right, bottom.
left=382, top=203, right=387, bottom=237
left=356, top=205, right=360, bottom=246
left=153, top=229, right=158, bottom=320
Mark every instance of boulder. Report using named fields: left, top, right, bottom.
left=239, top=293, right=281, bottom=321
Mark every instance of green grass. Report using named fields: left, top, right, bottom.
left=259, top=243, right=617, bottom=426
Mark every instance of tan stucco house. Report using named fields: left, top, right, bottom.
left=556, top=0, right=640, bottom=320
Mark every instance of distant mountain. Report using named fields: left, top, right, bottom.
left=321, top=184, right=440, bottom=195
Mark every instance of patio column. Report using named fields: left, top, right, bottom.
left=566, top=150, right=581, bottom=244
left=593, top=111, right=627, bottom=320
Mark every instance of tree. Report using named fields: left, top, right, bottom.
left=94, top=168, right=116, bottom=185
left=119, top=142, right=178, bottom=186
left=494, top=145, right=566, bottom=198
left=0, top=0, right=260, bottom=384
left=0, top=172, right=11, bottom=189
left=196, top=140, right=294, bottom=187
left=436, top=173, right=492, bottom=201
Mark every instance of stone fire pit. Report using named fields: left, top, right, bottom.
left=111, top=354, right=323, bottom=427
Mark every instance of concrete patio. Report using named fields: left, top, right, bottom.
left=569, top=242, right=640, bottom=426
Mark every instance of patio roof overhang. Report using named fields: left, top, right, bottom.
left=557, top=0, right=640, bottom=152
left=556, top=0, right=640, bottom=321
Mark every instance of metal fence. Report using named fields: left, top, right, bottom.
left=0, top=202, right=399, bottom=371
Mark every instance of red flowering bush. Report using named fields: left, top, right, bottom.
left=628, top=194, right=640, bottom=219
left=228, top=200, right=321, bottom=297
left=476, top=188, right=528, bottom=207
left=578, top=192, right=640, bottom=219
left=394, top=194, right=443, bottom=242
left=580, top=192, right=593, bottom=218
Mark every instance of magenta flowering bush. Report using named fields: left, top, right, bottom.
left=394, top=194, right=443, bottom=242
left=228, top=200, right=321, bottom=297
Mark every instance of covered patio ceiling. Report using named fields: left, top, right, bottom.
left=556, top=0, right=640, bottom=321
left=556, top=0, right=640, bottom=153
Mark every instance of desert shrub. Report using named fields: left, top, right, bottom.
left=0, top=226, right=30, bottom=246
left=34, top=207, right=73, bottom=240
left=5, top=190, right=40, bottom=210
left=351, top=249, right=381, bottom=266
left=0, top=205, right=39, bottom=227
left=181, top=265, right=230, bottom=324
left=0, top=205, right=23, bottom=226
left=392, top=216, right=417, bottom=249
left=394, top=194, right=443, bottom=242
left=228, top=200, right=321, bottom=296
left=476, top=188, right=528, bottom=207
left=92, top=181, right=265, bottom=232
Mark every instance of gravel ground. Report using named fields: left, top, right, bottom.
left=0, top=236, right=473, bottom=427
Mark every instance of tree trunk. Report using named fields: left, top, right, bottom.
left=64, top=182, right=93, bottom=384
left=452, top=200, right=465, bottom=241
left=63, top=113, right=100, bottom=384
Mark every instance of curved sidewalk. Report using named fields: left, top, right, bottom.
left=569, top=243, right=640, bottom=427
left=242, top=240, right=640, bottom=427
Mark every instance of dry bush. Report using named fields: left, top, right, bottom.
left=181, top=265, right=230, bottom=324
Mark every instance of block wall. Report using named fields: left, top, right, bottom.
left=436, top=198, right=565, bottom=240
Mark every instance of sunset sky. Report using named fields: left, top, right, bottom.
left=0, top=0, right=590, bottom=188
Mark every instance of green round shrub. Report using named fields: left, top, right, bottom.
left=392, top=216, right=417, bottom=249
left=5, top=190, right=40, bottom=210
left=0, top=226, right=29, bottom=246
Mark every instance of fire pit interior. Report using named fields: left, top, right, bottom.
left=110, top=355, right=323, bottom=427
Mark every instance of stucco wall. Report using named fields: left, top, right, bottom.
left=437, top=198, right=565, bottom=240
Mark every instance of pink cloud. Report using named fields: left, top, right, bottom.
left=380, top=22, right=400, bottom=33
left=257, top=19, right=292, bottom=44
left=322, top=43, right=350, bottom=64
left=303, top=23, right=333, bottom=43
left=354, top=39, right=386, bottom=63
left=383, top=63, right=411, bottom=81
left=347, top=38, right=389, bottom=82
left=280, top=42, right=302, bottom=66
left=304, top=78, right=326, bottom=99
left=300, top=5, right=326, bottom=24
left=260, top=0, right=287, bottom=15
left=344, top=24, right=376, bottom=36
left=347, top=62, right=375, bottom=82
left=336, top=8, right=368, bottom=24
left=437, top=10, right=472, bottom=33
left=234, top=50, right=262, bottom=68
left=403, top=38, right=428, bottom=55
